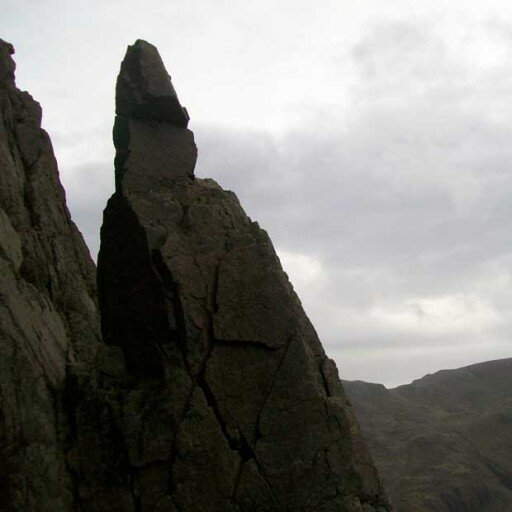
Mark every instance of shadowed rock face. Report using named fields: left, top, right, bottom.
left=97, top=39, right=391, bottom=512
left=0, top=39, right=100, bottom=511
left=344, top=358, right=512, bottom=512
left=0, top=38, right=391, bottom=511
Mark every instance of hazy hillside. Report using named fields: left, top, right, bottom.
left=344, top=358, right=512, bottom=512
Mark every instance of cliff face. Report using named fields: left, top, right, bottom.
left=344, top=358, right=512, bottom=512
left=0, top=38, right=390, bottom=512
left=0, top=39, right=101, bottom=511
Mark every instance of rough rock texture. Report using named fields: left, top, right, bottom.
left=0, top=39, right=101, bottom=511
left=0, top=38, right=391, bottom=512
left=344, top=358, right=512, bottom=512
left=97, top=39, right=391, bottom=512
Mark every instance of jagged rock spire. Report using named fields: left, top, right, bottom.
left=112, top=40, right=196, bottom=193
left=97, top=40, right=392, bottom=511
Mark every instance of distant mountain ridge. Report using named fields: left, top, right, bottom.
left=344, top=358, right=512, bottom=512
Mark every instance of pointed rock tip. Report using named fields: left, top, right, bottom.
left=0, top=39, right=16, bottom=88
left=116, top=39, right=190, bottom=127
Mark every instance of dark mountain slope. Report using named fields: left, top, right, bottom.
left=344, top=358, right=512, bottom=512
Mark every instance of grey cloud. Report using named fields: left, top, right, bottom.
left=60, top=18, right=512, bottom=385
left=191, top=21, right=512, bottom=384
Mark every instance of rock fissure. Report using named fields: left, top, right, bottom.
left=318, top=357, right=332, bottom=398
left=150, top=248, right=196, bottom=378
left=253, top=335, right=295, bottom=441
left=213, top=338, right=281, bottom=351
left=198, top=377, right=244, bottom=456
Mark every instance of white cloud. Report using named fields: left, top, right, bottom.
left=277, top=249, right=325, bottom=290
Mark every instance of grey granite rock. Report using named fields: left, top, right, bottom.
left=97, top=39, right=391, bottom=511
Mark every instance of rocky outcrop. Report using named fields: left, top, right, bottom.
left=0, top=39, right=100, bottom=511
left=96, top=39, right=390, bottom=512
left=0, top=38, right=391, bottom=511
left=344, top=358, right=512, bottom=512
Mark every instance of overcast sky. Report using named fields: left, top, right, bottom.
left=3, top=0, right=512, bottom=386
